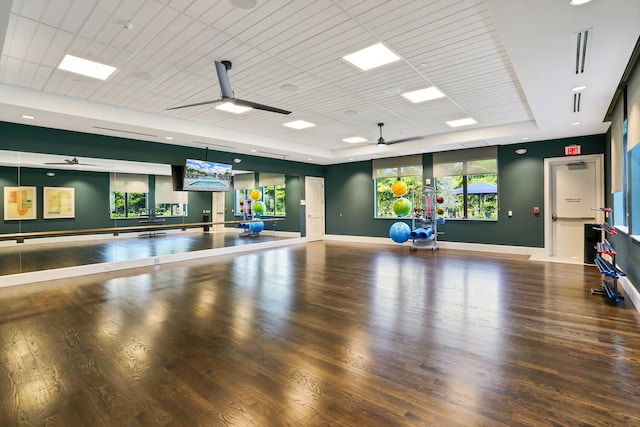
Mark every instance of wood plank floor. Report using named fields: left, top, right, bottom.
left=0, top=241, right=638, bottom=426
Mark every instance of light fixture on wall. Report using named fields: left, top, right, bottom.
left=233, top=158, right=242, bottom=163
left=45, top=172, right=55, bottom=177
left=515, top=148, right=527, bottom=155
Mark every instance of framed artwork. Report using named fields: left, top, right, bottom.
left=4, top=186, right=37, bottom=220
left=43, top=187, right=75, bottom=219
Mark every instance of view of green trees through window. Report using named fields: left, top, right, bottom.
left=110, top=192, right=148, bottom=218
left=436, top=173, right=498, bottom=220
left=235, top=185, right=286, bottom=217
left=376, top=176, right=423, bottom=218
left=262, top=185, right=286, bottom=216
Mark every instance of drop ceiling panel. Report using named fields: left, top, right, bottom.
left=1, top=0, right=637, bottom=164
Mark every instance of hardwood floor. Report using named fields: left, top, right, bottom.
left=0, top=241, right=638, bottom=426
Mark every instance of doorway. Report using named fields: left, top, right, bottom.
left=212, top=192, right=225, bottom=232
left=305, top=176, right=325, bottom=241
left=544, top=154, right=604, bottom=262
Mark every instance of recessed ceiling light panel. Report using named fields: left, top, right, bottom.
left=343, top=43, right=400, bottom=71
left=402, top=86, right=445, bottom=103
left=283, top=120, right=315, bottom=129
left=342, top=137, right=367, bottom=143
left=570, top=0, right=592, bottom=5
left=446, top=117, right=477, bottom=128
left=58, top=54, right=117, bottom=80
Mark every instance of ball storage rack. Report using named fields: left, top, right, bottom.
left=410, top=186, right=439, bottom=251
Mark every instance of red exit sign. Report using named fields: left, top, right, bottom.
left=565, top=145, right=581, bottom=156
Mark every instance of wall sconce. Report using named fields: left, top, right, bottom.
left=515, top=148, right=527, bottom=155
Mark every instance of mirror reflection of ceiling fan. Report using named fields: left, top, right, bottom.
left=44, top=156, right=100, bottom=166
left=376, top=122, right=424, bottom=145
left=167, top=60, right=292, bottom=115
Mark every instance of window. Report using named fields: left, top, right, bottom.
left=109, top=173, right=149, bottom=219
left=259, top=173, right=286, bottom=216
left=233, top=172, right=255, bottom=217
left=373, top=155, right=423, bottom=218
left=434, top=147, right=498, bottom=220
left=154, top=175, right=188, bottom=217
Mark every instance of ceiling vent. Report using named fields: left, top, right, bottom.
left=573, top=92, right=582, bottom=112
left=575, top=29, right=590, bottom=74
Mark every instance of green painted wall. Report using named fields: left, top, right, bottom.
left=325, top=134, right=606, bottom=247
left=0, top=121, right=323, bottom=234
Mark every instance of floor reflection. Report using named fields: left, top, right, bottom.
left=0, top=231, right=292, bottom=276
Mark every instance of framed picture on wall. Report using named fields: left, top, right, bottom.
left=43, top=187, right=75, bottom=219
left=3, top=186, right=37, bottom=220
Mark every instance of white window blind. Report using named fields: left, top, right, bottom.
left=372, top=154, right=422, bottom=179
left=155, top=175, right=188, bottom=204
left=433, top=146, right=497, bottom=176
left=610, top=98, right=624, bottom=193
left=233, top=172, right=255, bottom=190
left=109, top=173, right=149, bottom=193
left=258, top=173, right=285, bottom=187
left=628, top=62, right=640, bottom=152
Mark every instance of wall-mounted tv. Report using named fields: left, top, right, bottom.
left=180, top=159, right=233, bottom=192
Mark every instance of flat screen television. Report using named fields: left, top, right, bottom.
left=180, top=159, right=233, bottom=192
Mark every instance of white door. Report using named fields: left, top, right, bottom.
left=212, top=192, right=225, bottom=232
left=545, top=154, right=603, bottom=261
left=305, top=177, right=325, bottom=241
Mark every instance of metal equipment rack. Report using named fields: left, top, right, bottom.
left=410, top=186, right=439, bottom=251
left=591, top=208, right=626, bottom=302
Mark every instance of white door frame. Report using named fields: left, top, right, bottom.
left=304, top=176, right=325, bottom=241
left=543, top=153, right=604, bottom=257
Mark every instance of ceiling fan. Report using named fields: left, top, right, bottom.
left=44, top=156, right=99, bottom=166
left=167, top=60, right=292, bottom=115
left=377, top=122, right=424, bottom=145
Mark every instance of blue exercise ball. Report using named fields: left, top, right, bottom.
left=389, top=221, right=411, bottom=243
left=249, top=221, right=265, bottom=233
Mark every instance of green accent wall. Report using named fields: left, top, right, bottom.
left=0, top=121, right=323, bottom=235
left=325, top=134, right=606, bottom=247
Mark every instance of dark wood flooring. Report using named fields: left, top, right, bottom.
left=0, top=241, right=639, bottom=426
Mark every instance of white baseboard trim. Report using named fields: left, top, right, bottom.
left=618, top=276, right=640, bottom=313
left=0, top=237, right=307, bottom=288
left=324, top=234, right=546, bottom=256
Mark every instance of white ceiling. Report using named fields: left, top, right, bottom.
left=0, top=0, right=638, bottom=166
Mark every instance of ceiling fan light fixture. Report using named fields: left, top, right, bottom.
left=401, top=86, right=445, bottom=103
left=216, top=102, right=252, bottom=114
left=343, top=43, right=400, bottom=71
left=58, top=54, right=117, bottom=80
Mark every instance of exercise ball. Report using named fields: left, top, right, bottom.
left=436, top=196, right=444, bottom=204
left=250, top=189, right=262, bottom=200
left=249, top=221, right=265, bottom=233
left=437, top=208, right=444, bottom=215
left=389, top=222, right=411, bottom=243
left=253, top=201, right=266, bottom=214
left=392, top=180, right=408, bottom=197
left=393, top=197, right=412, bottom=217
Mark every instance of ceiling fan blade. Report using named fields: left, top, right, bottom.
left=233, top=98, right=292, bottom=115
left=166, top=99, right=223, bottom=111
left=384, top=136, right=425, bottom=145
